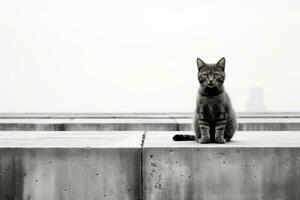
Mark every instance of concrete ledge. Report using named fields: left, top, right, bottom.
left=1, top=131, right=300, bottom=199
left=0, top=119, right=68, bottom=131
left=0, top=131, right=144, bottom=148
left=1, top=118, right=300, bottom=131
left=177, top=118, right=300, bottom=131
left=0, top=112, right=300, bottom=118
left=143, top=131, right=300, bottom=200
left=237, top=118, right=300, bottom=131
left=61, top=118, right=178, bottom=131
left=0, top=131, right=143, bottom=200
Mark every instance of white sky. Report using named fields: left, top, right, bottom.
left=0, top=0, right=299, bottom=112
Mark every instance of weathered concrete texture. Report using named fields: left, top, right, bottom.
left=0, top=131, right=143, bottom=148
left=176, top=118, right=300, bottom=131
left=62, top=118, right=178, bottom=131
left=175, top=118, right=192, bottom=131
left=0, top=119, right=69, bottom=131
left=238, top=118, right=300, bottom=131
left=143, top=131, right=300, bottom=200
left=1, top=116, right=300, bottom=131
left=0, top=131, right=143, bottom=200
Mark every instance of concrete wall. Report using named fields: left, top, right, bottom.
left=0, top=119, right=68, bottom=131
left=1, top=117, right=300, bottom=131
left=177, top=118, right=300, bottom=131
left=0, top=131, right=143, bottom=200
left=1, top=131, right=300, bottom=200
left=0, top=113, right=299, bottom=119
left=62, top=118, right=178, bottom=131
left=143, top=131, right=300, bottom=200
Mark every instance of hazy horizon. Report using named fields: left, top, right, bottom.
left=0, top=0, right=299, bottom=112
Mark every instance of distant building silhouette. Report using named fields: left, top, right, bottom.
left=246, top=86, right=267, bottom=112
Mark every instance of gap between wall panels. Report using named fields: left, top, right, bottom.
left=140, top=131, right=146, bottom=200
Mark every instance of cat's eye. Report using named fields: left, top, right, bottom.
left=215, top=74, right=221, bottom=78
left=201, top=74, right=207, bottom=78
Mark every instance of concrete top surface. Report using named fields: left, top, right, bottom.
left=144, top=131, right=300, bottom=148
left=0, top=112, right=299, bottom=118
left=0, top=119, right=70, bottom=123
left=176, top=118, right=300, bottom=123
left=65, top=118, right=177, bottom=124
left=238, top=118, right=300, bottom=123
left=1, top=117, right=300, bottom=124
left=0, top=131, right=144, bottom=148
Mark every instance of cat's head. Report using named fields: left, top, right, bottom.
left=197, top=57, right=226, bottom=89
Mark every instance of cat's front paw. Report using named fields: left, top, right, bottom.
left=197, top=137, right=210, bottom=144
left=215, top=137, right=226, bottom=144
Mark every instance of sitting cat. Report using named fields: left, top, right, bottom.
left=173, top=57, right=237, bottom=143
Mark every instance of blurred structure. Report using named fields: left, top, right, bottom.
left=246, top=86, right=267, bottom=112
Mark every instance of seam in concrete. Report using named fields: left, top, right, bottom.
left=168, top=114, right=179, bottom=131
left=173, top=118, right=180, bottom=131
left=140, top=131, right=146, bottom=200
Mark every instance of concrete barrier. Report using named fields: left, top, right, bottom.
left=1, top=130, right=300, bottom=199
left=62, top=118, right=178, bottom=131
left=237, top=118, right=300, bottom=131
left=0, top=113, right=299, bottom=119
left=142, top=131, right=300, bottom=200
left=0, top=115, right=300, bottom=131
left=0, top=131, right=143, bottom=200
left=176, top=118, right=300, bottom=131
left=0, top=119, right=68, bottom=131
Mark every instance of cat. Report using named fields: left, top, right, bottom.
left=173, top=57, right=237, bottom=143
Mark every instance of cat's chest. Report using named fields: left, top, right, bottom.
left=198, top=95, right=226, bottom=120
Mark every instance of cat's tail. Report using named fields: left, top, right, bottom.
left=173, top=134, right=196, bottom=141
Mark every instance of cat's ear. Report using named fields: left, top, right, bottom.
left=197, top=58, right=206, bottom=70
left=217, top=57, right=226, bottom=70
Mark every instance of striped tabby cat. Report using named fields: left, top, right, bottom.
left=173, top=57, right=237, bottom=143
